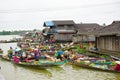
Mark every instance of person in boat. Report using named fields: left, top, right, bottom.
left=19, top=51, right=27, bottom=62
left=0, top=48, right=3, bottom=54
left=69, top=42, right=74, bottom=48
left=68, top=49, right=76, bottom=61
left=114, top=61, right=120, bottom=71
left=38, top=50, right=46, bottom=59
left=54, top=49, right=65, bottom=61
left=49, top=38, right=54, bottom=44
left=48, top=44, right=53, bottom=51
left=7, top=47, right=13, bottom=60
left=18, top=49, right=23, bottom=57
left=63, top=50, right=69, bottom=59
left=93, top=46, right=98, bottom=51
left=33, top=46, right=39, bottom=61
left=60, top=43, right=65, bottom=48
left=29, top=47, right=33, bottom=53
left=79, top=43, right=83, bottom=48
left=25, top=54, right=32, bottom=62
left=13, top=51, right=20, bottom=63
left=38, top=43, right=42, bottom=49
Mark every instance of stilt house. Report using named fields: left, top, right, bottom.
left=95, top=21, right=120, bottom=51
left=43, top=20, right=76, bottom=42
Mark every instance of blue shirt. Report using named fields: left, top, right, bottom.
left=57, top=50, right=64, bottom=55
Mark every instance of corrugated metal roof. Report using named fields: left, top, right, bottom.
left=43, top=21, right=54, bottom=27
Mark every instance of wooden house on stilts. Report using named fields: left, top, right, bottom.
left=43, top=20, right=76, bottom=42
left=73, top=23, right=101, bottom=43
left=95, top=21, right=120, bottom=52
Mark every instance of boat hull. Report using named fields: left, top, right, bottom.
left=72, top=62, right=120, bottom=73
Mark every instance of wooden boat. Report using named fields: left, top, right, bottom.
left=89, top=50, right=108, bottom=56
left=46, top=51, right=55, bottom=56
left=1, top=55, right=65, bottom=68
left=14, top=60, right=65, bottom=68
left=72, top=61, right=120, bottom=73
left=0, top=50, right=3, bottom=57
left=110, top=55, right=120, bottom=61
left=0, top=55, right=11, bottom=61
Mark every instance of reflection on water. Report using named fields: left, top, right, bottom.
left=0, top=35, right=120, bottom=80
left=13, top=64, right=52, bottom=77
left=47, top=66, right=64, bottom=72
left=0, top=60, right=52, bottom=80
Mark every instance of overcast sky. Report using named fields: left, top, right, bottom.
left=0, top=0, right=120, bottom=31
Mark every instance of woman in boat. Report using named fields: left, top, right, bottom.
left=114, top=61, right=120, bottom=71
left=0, top=48, right=3, bottom=53
left=29, top=47, right=33, bottom=53
left=7, top=47, right=13, bottom=60
left=13, top=52, right=20, bottom=63
left=33, top=46, right=39, bottom=61
left=68, top=49, right=76, bottom=61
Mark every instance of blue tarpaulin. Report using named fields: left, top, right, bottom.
left=44, top=21, right=54, bottom=27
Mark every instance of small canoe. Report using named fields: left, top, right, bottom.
left=0, top=55, right=11, bottom=61
left=1, top=56, right=65, bottom=68
left=89, top=50, right=109, bottom=56
left=72, top=61, right=120, bottom=73
left=110, top=55, right=120, bottom=61
left=14, top=60, right=65, bottom=68
left=94, top=61, right=112, bottom=65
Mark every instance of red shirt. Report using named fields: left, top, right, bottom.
left=114, top=64, right=120, bottom=71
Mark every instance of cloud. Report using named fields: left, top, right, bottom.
left=0, top=0, right=120, bottom=31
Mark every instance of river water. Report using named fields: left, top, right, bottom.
left=0, top=35, right=120, bottom=80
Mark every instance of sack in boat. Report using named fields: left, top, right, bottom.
left=115, top=61, right=120, bottom=65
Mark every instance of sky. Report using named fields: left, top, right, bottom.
left=0, top=0, right=120, bottom=31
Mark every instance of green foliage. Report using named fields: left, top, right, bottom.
left=117, top=53, right=120, bottom=57
left=0, top=31, right=11, bottom=35
left=0, top=50, right=3, bottom=53
left=110, top=62, right=116, bottom=66
left=74, top=45, right=86, bottom=53
left=0, top=30, right=31, bottom=35
left=79, top=61, right=85, bottom=64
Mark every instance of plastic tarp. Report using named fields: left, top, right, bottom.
left=44, top=21, right=54, bottom=27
